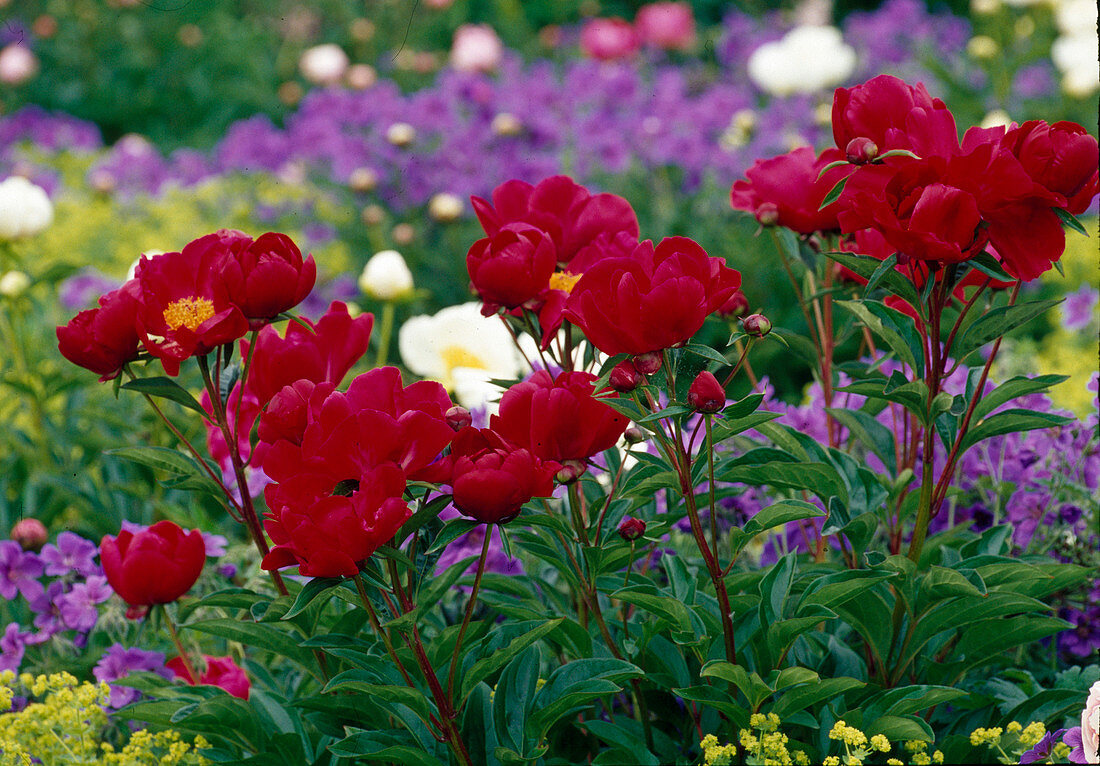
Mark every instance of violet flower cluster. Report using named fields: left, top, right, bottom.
left=0, top=532, right=110, bottom=672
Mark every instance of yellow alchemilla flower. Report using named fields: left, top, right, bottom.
left=870, top=734, right=891, bottom=752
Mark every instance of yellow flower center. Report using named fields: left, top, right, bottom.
left=549, top=270, right=582, bottom=294
left=440, top=346, right=488, bottom=375
left=163, top=297, right=215, bottom=331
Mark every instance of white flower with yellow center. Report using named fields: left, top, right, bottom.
left=398, top=302, right=530, bottom=410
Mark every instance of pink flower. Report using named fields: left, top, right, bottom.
left=1083, top=681, right=1100, bottom=764
left=580, top=18, right=639, bottom=61
left=449, top=24, right=503, bottom=73
left=635, top=2, right=695, bottom=50
left=0, top=45, right=38, bottom=86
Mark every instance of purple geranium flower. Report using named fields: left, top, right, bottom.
left=1064, top=726, right=1086, bottom=764
left=0, top=623, right=32, bottom=672
left=29, top=580, right=67, bottom=636
left=93, top=643, right=172, bottom=709
left=0, top=541, right=44, bottom=603
left=1020, top=729, right=1065, bottom=764
left=40, top=531, right=99, bottom=577
left=202, top=532, right=228, bottom=558
left=57, top=575, right=112, bottom=632
left=1062, top=285, right=1099, bottom=332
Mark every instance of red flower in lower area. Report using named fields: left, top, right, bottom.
left=447, top=428, right=558, bottom=524
left=563, top=236, right=741, bottom=356
left=99, top=521, right=205, bottom=607
left=168, top=655, right=251, bottom=700
left=56, top=280, right=142, bottom=381
left=491, top=371, right=628, bottom=462
left=134, top=231, right=250, bottom=376
left=262, top=463, right=411, bottom=577
left=218, top=232, right=316, bottom=325
left=730, top=146, right=854, bottom=234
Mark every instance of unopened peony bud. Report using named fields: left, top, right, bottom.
left=491, top=112, right=523, bottom=136
left=845, top=136, right=878, bottom=165
left=687, top=371, right=725, bottom=413
left=0, top=44, right=38, bottom=86
left=345, top=63, right=377, bottom=89
left=348, top=167, right=378, bottom=192
left=609, top=359, right=643, bottom=392
left=618, top=516, right=647, bottom=541
left=446, top=405, right=472, bottom=430
left=717, top=289, right=749, bottom=319
left=359, top=250, right=414, bottom=300
left=10, top=518, right=47, bottom=552
left=633, top=351, right=662, bottom=375
left=299, top=44, right=349, bottom=86
left=623, top=425, right=645, bottom=444
left=428, top=192, right=463, bottom=222
left=386, top=122, right=416, bottom=147
left=0, top=270, right=30, bottom=297
left=555, top=459, right=587, bottom=484
left=754, top=202, right=780, bottom=226
left=743, top=313, right=772, bottom=337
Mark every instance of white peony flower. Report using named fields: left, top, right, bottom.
left=428, top=192, right=463, bottom=222
left=0, top=176, right=53, bottom=240
left=746, top=26, right=857, bottom=96
left=449, top=24, right=503, bottom=73
left=1056, top=0, right=1097, bottom=36
left=398, top=302, right=529, bottom=410
left=980, top=109, right=1013, bottom=128
left=298, top=44, right=349, bottom=86
left=359, top=250, right=414, bottom=300
left=1052, top=32, right=1100, bottom=97
left=0, top=44, right=38, bottom=85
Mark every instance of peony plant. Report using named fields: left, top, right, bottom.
left=47, top=74, right=1098, bottom=765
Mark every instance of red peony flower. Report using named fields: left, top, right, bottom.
left=563, top=236, right=741, bottom=356
left=446, top=428, right=559, bottom=524
left=262, top=463, right=411, bottom=577
left=999, top=120, right=1099, bottom=215
left=635, top=2, right=695, bottom=50
left=831, top=74, right=958, bottom=158
left=471, top=175, right=638, bottom=266
left=219, top=232, right=316, bottom=325
left=168, top=655, right=251, bottom=700
left=56, top=279, right=141, bottom=381
left=491, top=370, right=628, bottom=462
left=133, top=232, right=250, bottom=376
left=730, top=146, right=855, bottom=234
left=467, top=223, right=557, bottom=310
left=100, top=521, right=205, bottom=607
left=580, top=17, right=639, bottom=61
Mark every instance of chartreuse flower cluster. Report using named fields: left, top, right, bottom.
left=970, top=721, right=1071, bottom=765
left=0, top=670, right=208, bottom=765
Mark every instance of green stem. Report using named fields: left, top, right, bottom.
left=161, top=605, right=199, bottom=685
left=446, top=531, right=492, bottom=703
left=375, top=301, right=395, bottom=368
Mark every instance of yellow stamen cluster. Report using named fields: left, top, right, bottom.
left=163, top=296, right=215, bottom=331
left=548, top=270, right=582, bottom=294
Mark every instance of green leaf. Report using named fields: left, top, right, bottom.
left=121, top=376, right=208, bottom=416
left=823, top=251, right=919, bottom=306
left=700, top=662, right=770, bottom=709
left=324, top=673, right=435, bottom=726
left=955, top=299, right=1061, bottom=359
left=107, top=446, right=212, bottom=480
left=961, top=409, right=1069, bottom=451
left=684, top=342, right=734, bottom=367
left=610, top=588, right=692, bottom=632
left=968, top=251, right=1016, bottom=283
left=863, top=715, right=933, bottom=743
left=281, top=577, right=343, bottom=620
left=772, top=677, right=865, bottom=718
left=972, top=375, right=1067, bottom=423
left=737, top=500, right=825, bottom=540
left=818, top=175, right=849, bottom=209
left=864, top=253, right=899, bottom=294
left=426, top=518, right=481, bottom=554
left=837, top=299, right=918, bottom=373
left=1054, top=206, right=1089, bottom=236
left=186, top=619, right=312, bottom=667
left=394, top=493, right=452, bottom=547
left=460, top=618, right=564, bottom=703
left=328, top=729, right=442, bottom=765
left=825, top=408, right=898, bottom=475
left=719, top=462, right=847, bottom=506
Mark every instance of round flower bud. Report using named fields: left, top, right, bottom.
left=609, top=359, right=643, bottom=392
left=554, top=459, right=587, bottom=484
left=0, top=270, right=30, bottom=297
left=618, top=516, right=647, bottom=541
left=361, top=204, right=385, bottom=226
left=446, top=405, right=472, bottom=431
left=428, top=192, right=463, bottom=222
left=349, top=19, right=375, bottom=42
left=754, top=202, right=780, bottom=227
left=277, top=81, right=303, bottom=106
left=386, top=122, right=416, bottom=147
left=491, top=112, right=523, bottom=136
left=348, top=167, right=378, bottom=192
left=687, top=371, right=725, bottom=413
left=623, top=425, right=645, bottom=444
left=298, top=43, right=349, bottom=86
left=717, top=289, right=749, bottom=319
left=844, top=136, right=878, bottom=165
left=743, top=313, right=772, bottom=337
left=345, top=63, right=377, bottom=89
left=392, top=223, right=415, bottom=245
left=0, top=44, right=38, bottom=86
left=10, top=518, right=47, bottom=552
left=359, top=250, right=414, bottom=301
left=177, top=24, right=203, bottom=47
left=632, top=351, right=663, bottom=376
left=32, top=15, right=58, bottom=39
